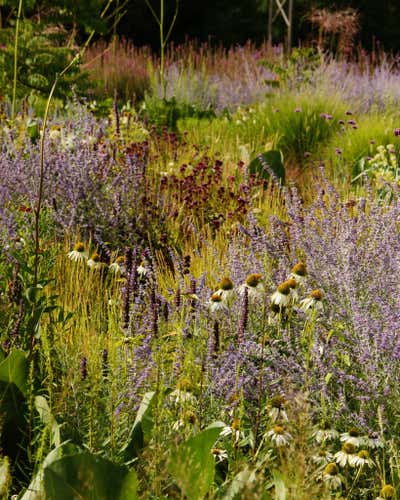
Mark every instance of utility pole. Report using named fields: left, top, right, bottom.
left=267, top=0, right=294, bottom=53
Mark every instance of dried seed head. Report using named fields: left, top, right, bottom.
left=273, top=425, right=285, bottom=435
left=277, top=282, right=291, bottom=295
left=342, top=442, right=356, bottom=454
left=211, top=292, right=223, bottom=303
left=90, top=253, right=101, bottom=262
left=324, top=462, right=339, bottom=476
left=245, top=273, right=263, bottom=287
left=310, top=289, right=323, bottom=300
left=74, top=242, right=85, bottom=252
left=291, top=262, right=306, bottom=276
left=271, top=395, right=286, bottom=408
left=218, top=277, right=234, bottom=291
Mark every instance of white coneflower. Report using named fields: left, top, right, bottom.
left=216, top=277, right=235, bottom=301
left=288, top=262, right=307, bottom=286
left=268, top=395, right=288, bottom=422
left=172, top=410, right=196, bottom=430
left=340, top=428, right=363, bottom=447
left=211, top=448, right=228, bottom=462
left=313, top=425, right=340, bottom=444
left=350, top=449, right=373, bottom=468
left=67, top=242, right=88, bottom=262
left=208, top=291, right=227, bottom=313
left=311, top=449, right=334, bottom=466
left=109, top=256, right=125, bottom=274
left=321, top=462, right=342, bottom=490
left=238, top=273, right=264, bottom=298
left=299, top=289, right=324, bottom=315
left=334, top=442, right=357, bottom=467
left=363, top=432, right=384, bottom=449
left=267, top=425, right=292, bottom=447
left=270, top=281, right=292, bottom=308
left=286, top=278, right=299, bottom=304
left=220, top=418, right=242, bottom=443
left=137, top=261, right=148, bottom=277
left=87, top=252, right=103, bottom=270
left=169, top=388, right=197, bottom=405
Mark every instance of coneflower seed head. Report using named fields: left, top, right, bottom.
left=277, top=282, right=291, bottom=295
left=292, top=262, right=306, bottom=276
left=219, top=277, right=234, bottom=290
left=324, top=463, right=339, bottom=476
left=245, top=273, right=263, bottom=287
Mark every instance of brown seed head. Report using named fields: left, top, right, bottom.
left=291, top=262, right=307, bottom=276
left=324, top=462, right=339, bottom=476
left=245, top=273, right=263, bottom=287
left=310, top=289, right=323, bottom=300
left=219, top=277, right=234, bottom=291
left=277, top=282, right=291, bottom=295
left=342, top=442, right=356, bottom=454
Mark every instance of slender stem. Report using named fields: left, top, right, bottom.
left=33, top=0, right=114, bottom=287
left=11, top=0, right=23, bottom=120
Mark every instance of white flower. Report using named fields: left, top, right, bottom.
left=216, top=277, right=235, bottom=301
left=320, top=463, right=342, bottom=490
left=109, top=256, right=125, bottom=275
left=270, top=282, right=292, bottom=308
left=288, top=262, right=307, bottom=286
left=67, top=242, right=88, bottom=262
left=299, top=289, right=324, bottom=315
left=313, top=427, right=339, bottom=444
left=137, top=262, right=148, bottom=277
left=363, top=432, right=384, bottom=449
left=340, top=428, right=364, bottom=447
left=87, top=253, right=103, bottom=270
left=311, top=450, right=334, bottom=465
left=220, top=419, right=242, bottom=443
left=268, top=395, right=288, bottom=423
left=211, top=448, right=228, bottom=462
left=169, top=389, right=197, bottom=405
left=267, top=425, right=292, bottom=447
left=350, top=450, right=373, bottom=468
left=238, top=273, right=264, bottom=299
left=334, top=442, right=357, bottom=467
left=208, top=291, right=227, bottom=313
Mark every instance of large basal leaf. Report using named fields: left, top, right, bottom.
left=168, top=422, right=225, bottom=500
left=0, top=349, right=28, bottom=396
left=223, top=468, right=257, bottom=500
left=248, top=150, right=285, bottom=185
left=122, top=391, right=156, bottom=460
left=35, top=395, right=61, bottom=447
left=43, top=453, right=138, bottom=500
left=21, top=442, right=78, bottom=500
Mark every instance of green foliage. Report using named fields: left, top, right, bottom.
left=263, top=48, right=323, bottom=90
left=248, top=150, right=285, bottom=184
left=43, top=453, right=138, bottom=500
left=122, top=391, right=156, bottom=460
left=142, top=95, right=215, bottom=131
left=0, top=19, right=89, bottom=101
left=168, top=422, right=225, bottom=499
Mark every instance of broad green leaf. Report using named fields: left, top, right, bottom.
left=122, top=391, right=156, bottom=459
left=43, top=453, right=138, bottom=500
left=223, top=468, right=257, bottom=500
left=35, top=395, right=61, bottom=447
left=0, top=349, right=28, bottom=396
left=0, top=456, right=10, bottom=497
left=21, top=442, right=78, bottom=500
left=169, top=422, right=225, bottom=500
left=271, top=470, right=287, bottom=500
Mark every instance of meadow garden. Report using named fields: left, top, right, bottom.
left=1, top=3, right=400, bottom=498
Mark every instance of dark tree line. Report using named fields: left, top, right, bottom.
left=117, top=0, right=400, bottom=53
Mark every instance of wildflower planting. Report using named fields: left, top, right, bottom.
left=3, top=27, right=400, bottom=499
